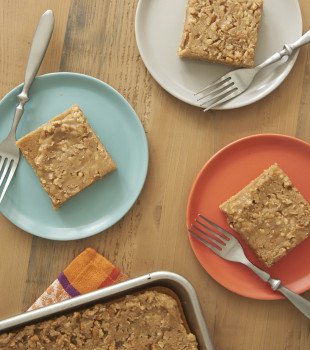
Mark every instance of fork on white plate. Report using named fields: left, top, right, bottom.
left=195, top=30, right=310, bottom=112
left=0, top=10, right=54, bottom=203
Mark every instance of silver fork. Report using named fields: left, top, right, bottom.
left=0, top=10, right=54, bottom=203
left=188, top=214, right=310, bottom=319
left=195, top=30, right=310, bottom=111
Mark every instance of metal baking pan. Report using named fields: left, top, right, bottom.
left=0, top=271, right=215, bottom=350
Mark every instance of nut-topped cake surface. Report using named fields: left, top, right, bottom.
left=220, top=164, right=310, bottom=267
left=0, top=290, right=198, bottom=349
left=16, top=104, right=117, bottom=210
left=178, top=0, right=264, bottom=67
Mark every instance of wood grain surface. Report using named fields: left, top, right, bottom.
left=0, top=1, right=310, bottom=349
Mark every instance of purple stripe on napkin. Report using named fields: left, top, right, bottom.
left=58, top=272, right=80, bottom=297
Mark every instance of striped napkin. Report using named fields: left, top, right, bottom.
left=28, top=248, right=128, bottom=311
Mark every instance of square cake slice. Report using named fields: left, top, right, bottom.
left=219, top=164, right=310, bottom=268
left=177, top=0, right=264, bottom=67
left=16, top=104, right=117, bottom=210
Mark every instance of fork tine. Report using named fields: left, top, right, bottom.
left=0, top=160, right=18, bottom=203
left=199, top=214, right=234, bottom=239
left=201, top=87, right=239, bottom=111
left=188, top=228, right=221, bottom=255
left=0, top=156, right=5, bottom=173
left=197, top=81, right=235, bottom=104
left=195, top=218, right=229, bottom=243
left=0, top=158, right=12, bottom=187
left=191, top=222, right=225, bottom=248
left=195, top=77, right=233, bottom=101
left=195, top=73, right=233, bottom=95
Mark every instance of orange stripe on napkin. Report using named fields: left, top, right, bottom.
left=63, top=248, right=123, bottom=294
left=28, top=248, right=128, bottom=311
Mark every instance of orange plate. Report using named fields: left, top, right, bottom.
left=186, top=134, right=310, bottom=300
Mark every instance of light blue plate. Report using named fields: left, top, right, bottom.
left=0, top=73, right=148, bottom=240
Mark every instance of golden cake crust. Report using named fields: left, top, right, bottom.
left=178, top=0, right=264, bottom=67
left=0, top=289, right=198, bottom=349
left=16, top=104, right=117, bottom=210
left=220, top=164, right=310, bottom=267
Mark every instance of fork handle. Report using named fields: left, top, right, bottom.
left=257, top=30, right=310, bottom=72
left=245, top=259, right=310, bottom=319
left=277, top=285, right=310, bottom=319
left=10, top=10, right=54, bottom=134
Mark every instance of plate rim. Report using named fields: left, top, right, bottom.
left=135, top=0, right=302, bottom=110
left=0, top=72, right=149, bottom=241
left=186, top=133, right=310, bottom=300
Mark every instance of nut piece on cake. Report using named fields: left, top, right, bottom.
left=178, top=0, right=264, bottom=68
left=16, top=104, right=117, bottom=210
left=219, top=164, right=310, bottom=268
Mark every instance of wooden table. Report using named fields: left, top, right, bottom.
left=1, top=1, right=310, bottom=349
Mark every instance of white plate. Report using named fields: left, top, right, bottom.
left=135, top=0, right=302, bottom=110
left=0, top=73, right=148, bottom=241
